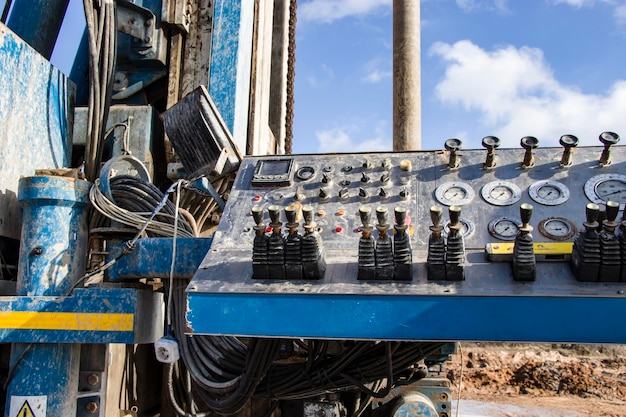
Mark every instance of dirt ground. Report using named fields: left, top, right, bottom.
left=445, top=343, right=626, bottom=417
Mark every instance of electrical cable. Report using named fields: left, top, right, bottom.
left=456, top=342, right=463, bottom=417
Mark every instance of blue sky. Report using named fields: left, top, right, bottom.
left=293, top=0, right=626, bottom=153
left=3, top=0, right=625, bottom=154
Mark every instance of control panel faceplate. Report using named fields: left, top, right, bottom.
left=187, top=144, right=626, bottom=342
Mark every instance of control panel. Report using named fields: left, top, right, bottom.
left=186, top=134, right=626, bottom=342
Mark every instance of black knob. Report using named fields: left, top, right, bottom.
left=559, top=134, right=579, bottom=167
left=361, top=172, right=370, bottom=183
left=521, top=136, right=539, bottom=150
left=302, top=205, right=314, bottom=225
left=585, top=203, right=600, bottom=224
left=521, top=136, right=539, bottom=167
left=449, top=206, right=461, bottom=226
left=379, top=187, right=389, bottom=200
left=285, top=206, right=297, bottom=224
left=322, top=173, right=332, bottom=184
left=380, top=173, right=390, bottom=185
left=338, top=187, right=349, bottom=201
left=399, top=188, right=409, bottom=200
left=394, top=207, right=407, bottom=226
left=319, top=188, right=329, bottom=200
left=445, top=138, right=462, bottom=152
left=252, top=206, right=264, bottom=225
left=376, top=206, right=389, bottom=226
left=382, top=158, right=391, bottom=169
left=559, top=134, right=579, bottom=148
left=482, top=136, right=500, bottom=150
left=445, top=138, right=462, bottom=169
left=268, top=205, right=281, bottom=224
left=599, top=131, right=620, bottom=146
left=430, top=205, right=442, bottom=227
left=358, top=187, right=369, bottom=201
left=599, top=131, right=620, bottom=165
left=520, top=203, right=533, bottom=226
left=606, top=200, right=620, bottom=223
left=482, top=136, right=500, bottom=168
left=359, top=206, right=372, bottom=227
left=362, top=159, right=372, bottom=170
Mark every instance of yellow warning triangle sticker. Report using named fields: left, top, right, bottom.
left=17, top=400, right=36, bottom=417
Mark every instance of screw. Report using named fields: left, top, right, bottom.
left=145, top=18, right=153, bottom=27
left=85, top=401, right=99, bottom=414
left=87, top=373, right=100, bottom=386
left=439, top=392, right=449, bottom=402
left=144, top=36, right=152, bottom=43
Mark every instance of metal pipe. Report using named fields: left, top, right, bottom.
left=5, top=0, right=70, bottom=59
left=393, top=0, right=421, bottom=151
left=5, top=175, right=91, bottom=417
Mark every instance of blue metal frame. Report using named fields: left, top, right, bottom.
left=0, top=287, right=163, bottom=344
left=186, top=292, right=626, bottom=343
left=107, top=237, right=213, bottom=281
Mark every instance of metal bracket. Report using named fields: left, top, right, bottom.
left=117, top=0, right=156, bottom=47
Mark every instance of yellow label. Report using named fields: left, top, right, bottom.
left=0, top=312, right=133, bottom=332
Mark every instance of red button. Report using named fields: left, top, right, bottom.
left=335, top=226, right=343, bottom=233
left=266, top=226, right=272, bottom=233
left=253, top=195, right=262, bottom=201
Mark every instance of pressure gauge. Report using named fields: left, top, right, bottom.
left=442, top=218, right=475, bottom=239
left=584, top=174, right=626, bottom=209
left=434, top=182, right=475, bottom=206
left=528, top=180, right=570, bottom=206
left=488, top=217, right=520, bottom=241
left=538, top=217, right=577, bottom=241
left=481, top=181, right=522, bottom=206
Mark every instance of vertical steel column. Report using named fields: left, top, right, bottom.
left=5, top=0, right=70, bottom=59
left=393, top=0, right=421, bottom=151
left=4, top=175, right=91, bottom=417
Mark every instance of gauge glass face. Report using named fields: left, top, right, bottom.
left=434, top=182, right=475, bottom=206
left=595, top=180, right=626, bottom=203
left=538, top=217, right=577, bottom=241
left=529, top=180, right=570, bottom=206
left=481, top=181, right=522, bottom=206
left=488, top=217, right=519, bottom=241
left=584, top=174, right=626, bottom=208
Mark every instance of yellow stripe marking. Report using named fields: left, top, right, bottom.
left=0, top=312, right=134, bottom=332
left=487, top=242, right=573, bottom=255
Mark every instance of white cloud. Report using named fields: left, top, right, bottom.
left=456, top=0, right=509, bottom=13
left=299, top=0, right=391, bottom=23
left=430, top=40, right=626, bottom=148
left=551, top=0, right=625, bottom=27
left=363, top=69, right=392, bottom=83
left=316, top=124, right=391, bottom=153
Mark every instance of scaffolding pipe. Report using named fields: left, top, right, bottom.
left=393, top=0, right=421, bottom=151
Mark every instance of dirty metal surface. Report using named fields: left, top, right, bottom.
left=187, top=145, right=626, bottom=342
left=0, top=24, right=75, bottom=240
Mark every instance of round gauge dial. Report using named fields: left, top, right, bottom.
left=584, top=174, right=626, bottom=209
left=488, top=217, right=520, bottom=241
left=481, top=181, right=522, bottom=206
left=538, top=217, right=577, bottom=241
left=434, top=182, right=475, bottom=206
left=442, top=218, right=475, bottom=239
left=528, top=180, right=570, bottom=206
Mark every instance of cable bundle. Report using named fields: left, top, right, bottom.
left=167, top=282, right=444, bottom=416
left=90, top=175, right=195, bottom=237
left=83, top=0, right=117, bottom=182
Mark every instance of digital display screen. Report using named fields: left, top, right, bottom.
left=258, top=160, right=291, bottom=176
left=252, top=158, right=294, bottom=187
